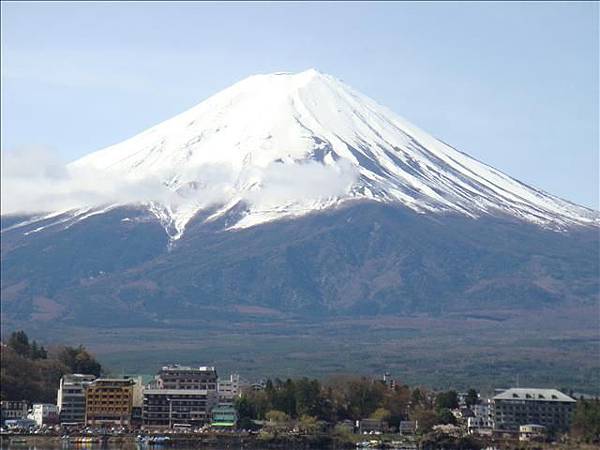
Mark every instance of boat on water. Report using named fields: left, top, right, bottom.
left=356, top=440, right=383, bottom=449
left=137, top=435, right=171, bottom=445
left=357, top=441, right=418, bottom=450
left=70, top=436, right=103, bottom=444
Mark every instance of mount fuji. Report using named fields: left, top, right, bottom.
left=1, top=70, right=598, bottom=349
left=5, top=69, right=596, bottom=240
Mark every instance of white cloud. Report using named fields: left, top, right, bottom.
left=1, top=146, right=172, bottom=215
left=1, top=146, right=359, bottom=220
left=243, top=159, right=357, bottom=210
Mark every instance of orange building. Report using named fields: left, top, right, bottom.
left=85, top=378, right=134, bottom=427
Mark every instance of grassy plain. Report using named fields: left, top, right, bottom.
left=31, top=304, right=600, bottom=394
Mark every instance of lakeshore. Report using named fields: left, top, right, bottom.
left=2, top=335, right=599, bottom=450
left=2, top=432, right=600, bottom=450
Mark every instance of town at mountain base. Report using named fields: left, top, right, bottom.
left=1, top=331, right=599, bottom=449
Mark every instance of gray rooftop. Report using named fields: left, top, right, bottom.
left=63, top=374, right=96, bottom=381
left=160, top=365, right=216, bottom=371
left=90, top=378, right=135, bottom=384
left=493, top=388, right=575, bottom=402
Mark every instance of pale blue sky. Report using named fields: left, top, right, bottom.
left=1, top=1, right=598, bottom=208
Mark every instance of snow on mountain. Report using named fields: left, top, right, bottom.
left=25, top=69, right=600, bottom=238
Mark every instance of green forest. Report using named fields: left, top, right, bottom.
left=1, top=330, right=103, bottom=403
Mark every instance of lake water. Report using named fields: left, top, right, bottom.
left=0, top=446, right=267, bottom=450
left=0, top=443, right=269, bottom=450
left=0, top=440, right=506, bottom=450
left=3, top=445, right=204, bottom=450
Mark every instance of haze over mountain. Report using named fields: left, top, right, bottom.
left=1, top=70, right=598, bottom=387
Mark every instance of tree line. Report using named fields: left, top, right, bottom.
left=234, top=376, right=478, bottom=433
left=235, top=377, right=599, bottom=442
left=571, top=398, right=600, bottom=444
left=1, top=330, right=104, bottom=403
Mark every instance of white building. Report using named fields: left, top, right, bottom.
left=519, top=424, right=546, bottom=441
left=218, top=373, right=241, bottom=402
left=129, top=376, right=144, bottom=408
left=29, top=403, right=59, bottom=427
left=468, top=401, right=494, bottom=432
left=57, top=374, right=96, bottom=425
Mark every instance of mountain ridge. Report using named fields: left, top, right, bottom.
left=8, top=68, right=589, bottom=240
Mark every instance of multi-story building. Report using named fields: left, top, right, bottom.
left=57, top=374, right=96, bottom=425
left=156, top=365, right=218, bottom=391
left=1, top=400, right=28, bottom=423
left=211, top=403, right=237, bottom=428
left=492, top=388, right=576, bottom=432
left=130, top=376, right=144, bottom=429
left=142, top=389, right=217, bottom=429
left=85, top=378, right=135, bottom=427
left=468, top=401, right=494, bottom=434
left=218, top=373, right=241, bottom=402
left=30, top=403, right=59, bottom=427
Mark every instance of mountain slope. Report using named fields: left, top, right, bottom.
left=56, top=69, right=597, bottom=238
left=3, top=202, right=598, bottom=390
left=1, top=203, right=598, bottom=327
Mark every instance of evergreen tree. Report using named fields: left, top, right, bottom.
left=1, top=332, right=103, bottom=403
left=295, top=377, right=321, bottom=417
left=7, top=330, right=30, bottom=357
left=411, top=388, right=425, bottom=407
left=29, top=340, right=48, bottom=360
left=435, top=391, right=459, bottom=411
left=57, top=345, right=102, bottom=376
left=571, top=399, right=600, bottom=443
left=465, top=388, right=479, bottom=407
left=437, top=408, right=457, bottom=425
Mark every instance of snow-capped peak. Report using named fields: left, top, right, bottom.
left=66, top=69, right=597, bottom=238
